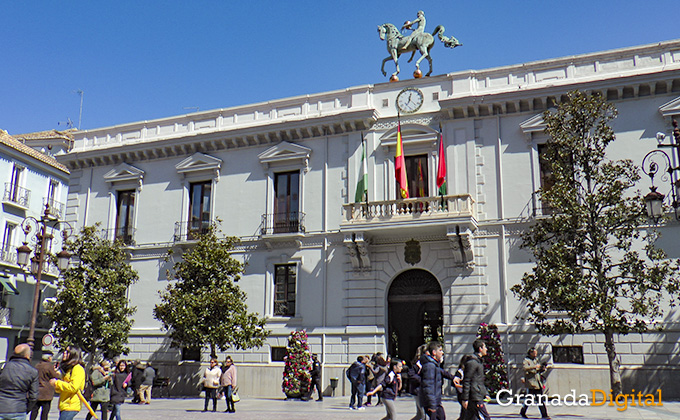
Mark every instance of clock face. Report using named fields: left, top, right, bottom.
left=396, top=88, right=424, bottom=114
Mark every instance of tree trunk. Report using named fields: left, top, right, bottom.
left=603, top=329, right=622, bottom=396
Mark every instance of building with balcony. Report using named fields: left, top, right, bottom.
left=0, top=130, right=70, bottom=362
left=55, top=40, right=680, bottom=397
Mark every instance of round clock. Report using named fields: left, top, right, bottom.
left=396, top=87, right=424, bottom=114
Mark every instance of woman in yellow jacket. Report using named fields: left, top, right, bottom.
left=49, top=346, right=86, bottom=420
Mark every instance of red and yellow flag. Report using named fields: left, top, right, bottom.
left=395, top=118, right=409, bottom=199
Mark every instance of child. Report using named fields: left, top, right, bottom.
left=366, top=358, right=402, bottom=419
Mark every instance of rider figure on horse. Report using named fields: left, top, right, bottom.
left=400, top=10, right=426, bottom=50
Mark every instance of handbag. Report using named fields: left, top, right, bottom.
left=231, top=388, right=240, bottom=403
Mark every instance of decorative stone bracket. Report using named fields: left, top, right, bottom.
left=344, top=232, right=370, bottom=270
left=447, top=225, right=474, bottom=268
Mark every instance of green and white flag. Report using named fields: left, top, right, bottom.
left=354, top=135, right=368, bottom=203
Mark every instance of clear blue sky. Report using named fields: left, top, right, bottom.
left=2, top=1, right=679, bottom=135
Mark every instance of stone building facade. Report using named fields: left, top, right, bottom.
left=56, top=40, right=680, bottom=398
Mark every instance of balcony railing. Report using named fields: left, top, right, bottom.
left=260, top=212, right=306, bottom=236
left=3, top=183, right=30, bottom=208
left=0, top=249, right=17, bottom=265
left=174, top=220, right=211, bottom=242
left=43, top=198, right=65, bottom=220
left=102, top=226, right=137, bottom=246
left=0, top=307, right=10, bottom=326
left=342, top=195, right=475, bottom=224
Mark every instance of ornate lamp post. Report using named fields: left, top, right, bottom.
left=15, top=204, right=72, bottom=351
left=641, top=120, right=680, bottom=222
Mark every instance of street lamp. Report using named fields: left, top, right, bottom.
left=641, top=120, right=680, bottom=222
left=15, top=203, right=72, bottom=352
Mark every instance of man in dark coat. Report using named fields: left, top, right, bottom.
left=308, top=354, right=323, bottom=401
left=131, top=360, right=144, bottom=403
left=419, top=341, right=453, bottom=420
left=0, top=344, right=39, bottom=419
left=462, top=339, right=491, bottom=420
left=30, top=351, right=60, bottom=420
left=346, top=355, right=366, bottom=410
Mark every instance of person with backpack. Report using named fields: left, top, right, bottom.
left=408, top=345, right=427, bottom=420
left=366, top=358, right=403, bottom=419
left=86, top=360, right=112, bottom=420
left=346, top=355, right=367, bottom=410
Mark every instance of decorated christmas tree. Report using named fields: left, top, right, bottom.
left=281, top=329, right=312, bottom=399
left=476, top=323, right=509, bottom=397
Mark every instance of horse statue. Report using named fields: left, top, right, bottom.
left=377, top=22, right=461, bottom=80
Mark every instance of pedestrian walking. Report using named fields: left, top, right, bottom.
left=346, top=355, right=367, bottom=410
left=202, top=358, right=221, bottom=412
left=30, top=351, right=60, bottom=420
left=220, top=356, right=238, bottom=413
left=86, top=360, right=112, bottom=420
left=130, top=361, right=144, bottom=404
left=452, top=355, right=473, bottom=420
left=461, top=339, right=491, bottom=420
left=50, top=346, right=86, bottom=420
left=520, top=347, right=550, bottom=419
left=366, top=358, right=403, bottom=419
left=304, top=353, right=322, bottom=401
left=110, top=359, right=129, bottom=420
left=408, top=344, right=427, bottom=420
left=419, top=341, right=453, bottom=420
left=0, top=343, right=38, bottom=420
left=138, top=362, right=155, bottom=404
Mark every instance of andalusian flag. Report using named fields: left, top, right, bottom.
left=354, top=134, right=368, bottom=203
left=395, top=116, right=409, bottom=199
left=436, top=124, right=447, bottom=196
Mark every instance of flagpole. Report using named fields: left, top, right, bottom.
left=362, top=132, right=369, bottom=218
left=438, top=123, right=445, bottom=211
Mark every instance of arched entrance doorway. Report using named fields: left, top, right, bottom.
left=387, top=269, right=443, bottom=361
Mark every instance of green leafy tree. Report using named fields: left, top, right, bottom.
left=153, top=223, right=269, bottom=357
left=511, top=91, right=680, bottom=395
left=476, top=323, right=508, bottom=397
left=47, top=224, right=138, bottom=364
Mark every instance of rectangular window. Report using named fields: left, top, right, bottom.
left=10, top=165, right=24, bottom=201
left=115, top=190, right=136, bottom=244
left=537, top=144, right=555, bottom=215
left=271, top=347, right=287, bottom=362
left=403, top=155, right=429, bottom=198
left=188, top=181, right=212, bottom=238
left=273, top=171, right=300, bottom=233
left=552, top=345, right=584, bottom=364
left=181, top=346, right=201, bottom=362
left=274, top=264, right=296, bottom=317
left=47, top=180, right=58, bottom=204
left=1, top=223, right=16, bottom=263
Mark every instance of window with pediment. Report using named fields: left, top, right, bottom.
left=174, top=153, right=221, bottom=241
left=258, top=142, right=310, bottom=235
left=104, top=163, right=145, bottom=244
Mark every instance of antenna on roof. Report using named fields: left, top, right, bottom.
left=73, top=89, right=84, bottom=129
left=58, top=118, right=75, bottom=129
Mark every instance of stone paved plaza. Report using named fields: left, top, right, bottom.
left=32, top=396, right=680, bottom=420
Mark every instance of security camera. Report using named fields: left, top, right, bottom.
left=656, top=132, right=666, bottom=142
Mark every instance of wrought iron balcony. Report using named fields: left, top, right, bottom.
left=342, top=194, right=475, bottom=228
left=3, top=183, right=30, bottom=208
left=103, top=226, right=136, bottom=246
left=260, top=212, right=306, bottom=236
left=0, top=307, right=10, bottom=326
left=174, top=220, right=211, bottom=242
left=0, top=248, right=17, bottom=265
left=43, top=198, right=65, bottom=220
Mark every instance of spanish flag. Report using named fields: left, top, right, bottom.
left=395, top=116, right=409, bottom=199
